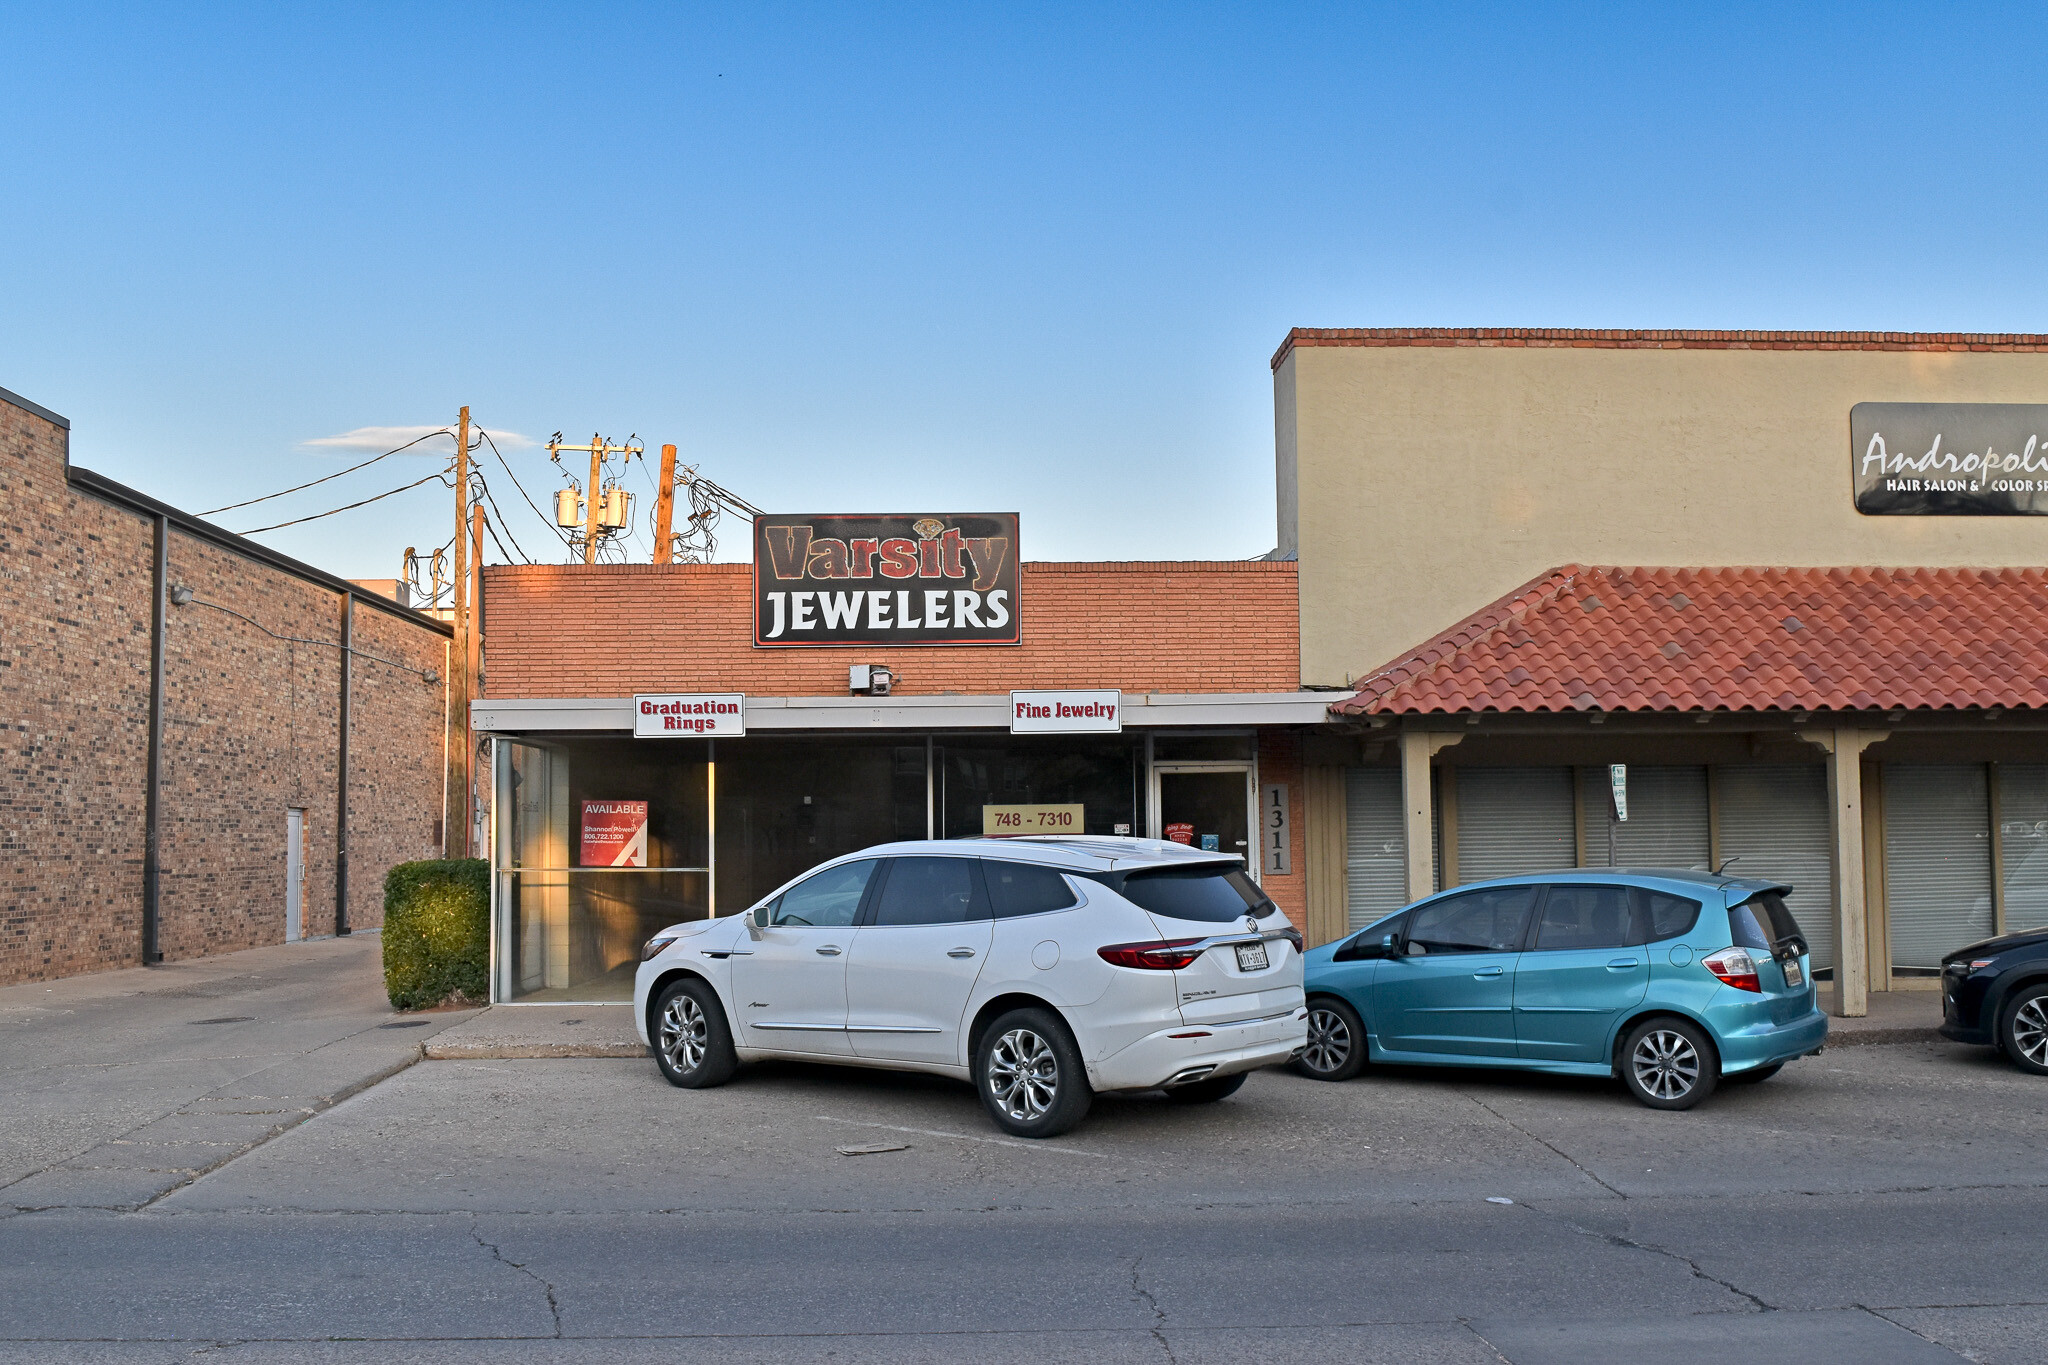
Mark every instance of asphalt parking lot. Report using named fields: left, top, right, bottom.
left=6, top=990, right=2048, bottom=1363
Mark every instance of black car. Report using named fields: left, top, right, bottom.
left=1939, top=927, right=2048, bottom=1074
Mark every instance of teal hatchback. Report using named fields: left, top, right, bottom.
left=1295, top=870, right=1828, bottom=1109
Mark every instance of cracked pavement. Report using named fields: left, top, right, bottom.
left=3, top=939, right=2045, bottom=1362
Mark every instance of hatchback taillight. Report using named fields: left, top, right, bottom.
left=1098, top=939, right=1206, bottom=970
left=1703, top=946, right=1762, bottom=993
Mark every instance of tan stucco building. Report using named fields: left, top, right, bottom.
left=1276, top=330, right=2048, bottom=1017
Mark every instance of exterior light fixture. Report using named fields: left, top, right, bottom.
left=169, top=585, right=193, bottom=606
left=849, top=664, right=895, bottom=696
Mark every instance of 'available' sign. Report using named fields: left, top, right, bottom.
left=1010, top=689, right=1121, bottom=734
left=580, top=800, right=648, bottom=867
left=634, top=694, right=746, bottom=738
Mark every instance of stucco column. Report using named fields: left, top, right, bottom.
left=1400, top=730, right=1433, bottom=903
left=1399, top=729, right=1461, bottom=903
left=1803, top=726, right=1887, bottom=1019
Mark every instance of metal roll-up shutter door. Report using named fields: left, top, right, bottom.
left=1715, top=765, right=1834, bottom=972
left=1344, top=768, right=1406, bottom=931
left=1579, top=765, right=1709, bottom=871
left=1455, top=767, right=1574, bottom=884
left=1884, top=764, right=1993, bottom=973
left=1998, top=765, right=2048, bottom=932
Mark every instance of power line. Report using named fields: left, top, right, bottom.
left=470, top=472, right=533, bottom=564
left=238, top=469, right=453, bottom=535
left=482, top=516, right=517, bottom=565
left=200, top=429, right=454, bottom=517
left=476, top=427, right=574, bottom=552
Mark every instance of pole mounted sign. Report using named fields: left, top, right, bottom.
left=1010, top=689, right=1121, bottom=734
left=1853, top=403, right=2048, bottom=515
left=634, top=694, right=746, bottom=737
left=754, top=513, right=1020, bottom=646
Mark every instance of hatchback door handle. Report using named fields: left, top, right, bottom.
left=815, top=946, right=841, bottom=956
left=1474, top=966, right=1504, bottom=978
left=1607, top=957, right=1640, bottom=970
left=947, top=948, right=976, bottom=958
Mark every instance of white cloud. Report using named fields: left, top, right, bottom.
left=301, top=424, right=535, bottom=452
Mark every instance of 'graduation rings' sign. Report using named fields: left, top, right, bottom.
left=754, top=513, right=1021, bottom=646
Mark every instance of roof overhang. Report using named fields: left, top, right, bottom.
left=471, top=690, right=1339, bottom=733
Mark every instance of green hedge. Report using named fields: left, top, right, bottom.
left=383, top=859, right=490, bottom=1011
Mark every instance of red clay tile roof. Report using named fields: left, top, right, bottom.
left=1331, top=566, right=2048, bottom=716
left=1271, top=328, right=2048, bottom=369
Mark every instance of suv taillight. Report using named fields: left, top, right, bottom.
left=1702, top=946, right=1762, bottom=993
left=1098, top=939, right=1205, bottom=970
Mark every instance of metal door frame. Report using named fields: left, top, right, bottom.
left=1147, top=759, right=1262, bottom=881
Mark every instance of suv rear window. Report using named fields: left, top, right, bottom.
left=1094, top=864, right=1275, bottom=923
left=1730, top=892, right=1807, bottom=952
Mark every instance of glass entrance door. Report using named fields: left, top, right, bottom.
left=1152, top=765, right=1255, bottom=869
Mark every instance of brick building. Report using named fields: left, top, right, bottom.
left=1, top=384, right=453, bottom=985
left=471, top=557, right=1330, bottom=1002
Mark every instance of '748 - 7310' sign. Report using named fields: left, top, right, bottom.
left=753, top=513, right=1020, bottom=646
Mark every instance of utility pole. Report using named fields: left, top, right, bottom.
left=653, top=443, right=678, bottom=564
left=582, top=433, right=603, bottom=565
left=467, top=502, right=485, bottom=857
left=447, top=405, right=471, bottom=858
left=547, top=433, right=640, bottom=563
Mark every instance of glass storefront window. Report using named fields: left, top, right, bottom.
left=715, top=736, right=928, bottom=917
left=938, top=735, right=1141, bottom=839
left=497, top=737, right=710, bottom=1002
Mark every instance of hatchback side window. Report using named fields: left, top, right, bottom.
left=983, top=860, right=1078, bottom=918
left=870, top=857, right=987, bottom=926
left=1405, top=886, right=1538, bottom=954
left=1633, top=889, right=1702, bottom=943
left=1533, top=885, right=1633, bottom=951
left=772, top=859, right=878, bottom=928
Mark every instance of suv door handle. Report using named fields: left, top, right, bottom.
left=815, top=946, right=842, bottom=956
left=947, top=948, right=976, bottom=958
left=1473, top=965, right=1504, bottom=978
left=1607, top=957, right=1641, bottom=970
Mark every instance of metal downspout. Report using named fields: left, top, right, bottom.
left=141, top=514, right=167, bottom=964
left=335, top=594, right=353, bottom=935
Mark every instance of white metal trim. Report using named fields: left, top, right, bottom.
left=472, top=691, right=1337, bottom=733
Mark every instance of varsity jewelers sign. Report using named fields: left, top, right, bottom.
left=753, top=513, right=1020, bottom=646
left=1853, top=403, right=2048, bottom=515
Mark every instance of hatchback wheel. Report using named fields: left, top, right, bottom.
left=1621, top=1017, right=1719, bottom=1110
left=1293, top=997, right=1368, bottom=1082
left=2001, top=984, right=2048, bottom=1075
left=974, top=1007, right=1092, bottom=1138
left=651, top=978, right=739, bottom=1089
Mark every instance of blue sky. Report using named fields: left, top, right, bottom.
left=6, top=3, right=2045, bottom=579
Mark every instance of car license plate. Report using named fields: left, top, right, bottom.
left=1235, top=941, right=1269, bottom=972
left=1782, top=959, right=1803, bottom=988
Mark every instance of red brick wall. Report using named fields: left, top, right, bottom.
left=481, top=561, right=1301, bottom=698
left=1, top=393, right=449, bottom=984
left=1255, top=730, right=1306, bottom=925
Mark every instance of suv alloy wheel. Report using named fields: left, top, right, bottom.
left=652, top=978, right=739, bottom=1089
left=2001, top=983, right=2048, bottom=1075
left=974, top=1006, right=1092, bottom=1138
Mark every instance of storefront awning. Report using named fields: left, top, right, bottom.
left=473, top=690, right=1339, bottom=732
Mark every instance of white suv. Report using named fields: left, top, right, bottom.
left=633, top=836, right=1308, bottom=1137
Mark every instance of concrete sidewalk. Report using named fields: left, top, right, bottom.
left=0, top=933, right=478, bottom=1211
left=425, top=1002, right=643, bottom=1058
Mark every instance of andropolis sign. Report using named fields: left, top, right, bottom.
left=754, top=513, right=1020, bottom=646
left=1853, top=403, right=2048, bottom=515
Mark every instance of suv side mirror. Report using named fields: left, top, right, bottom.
left=749, top=903, right=771, bottom=934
